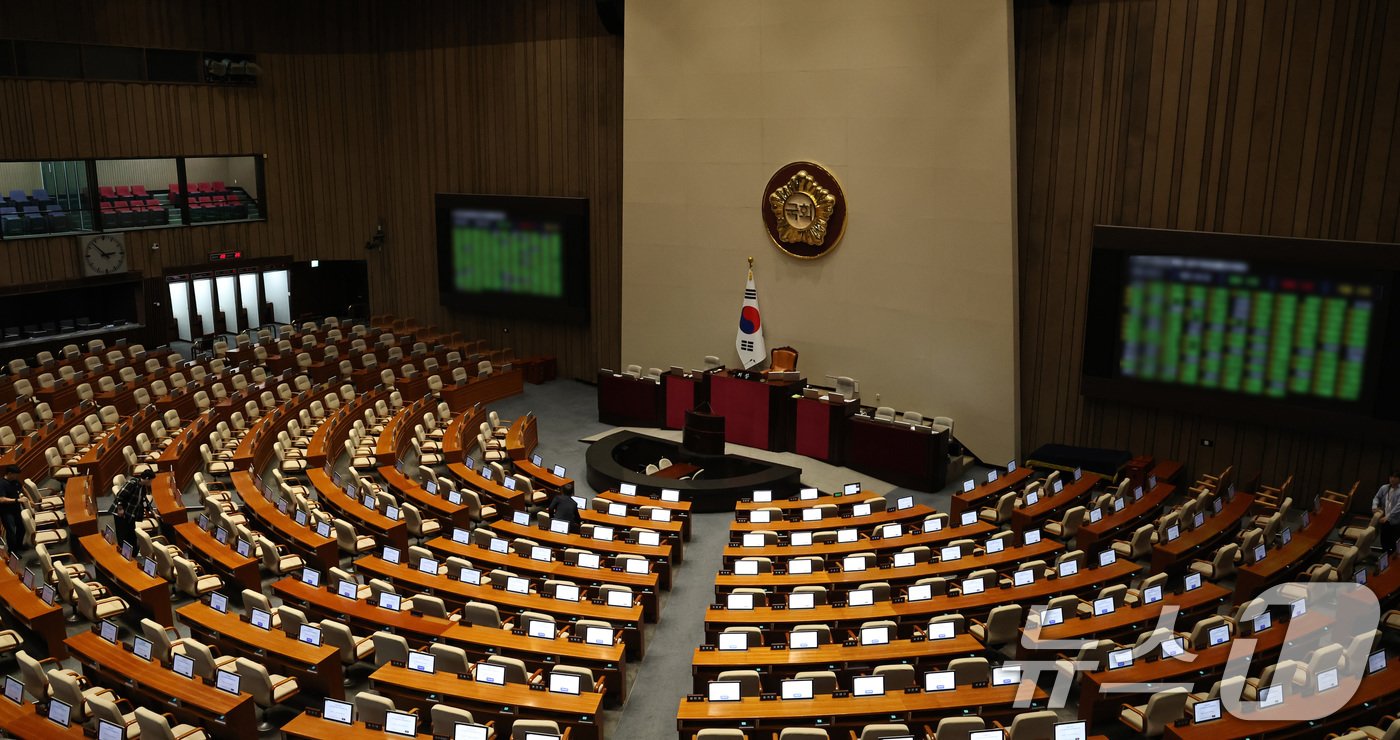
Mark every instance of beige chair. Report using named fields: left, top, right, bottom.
left=511, top=720, right=563, bottom=740
left=1044, top=506, right=1086, bottom=540
left=333, top=519, right=376, bottom=555
left=432, top=705, right=493, bottom=737
left=181, top=640, right=236, bottom=680
left=484, top=655, right=539, bottom=686
left=1189, top=543, right=1239, bottom=581
left=88, top=693, right=141, bottom=738
left=777, top=730, right=828, bottom=740
left=696, top=730, right=748, bottom=739
left=134, top=706, right=208, bottom=739
left=931, top=717, right=986, bottom=740
left=872, top=663, right=916, bottom=690
left=715, top=669, right=761, bottom=697
left=48, top=667, right=115, bottom=721
left=17, top=650, right=82, bottom=700
left=793, top=670, right=837, bottom=695
left=73, top=580, right=127, bottom=621
left=1121, top=687, right=1189, bottom=737
left=979, top=491, right=1017, bottom=525
left=855, top=724, right=911, bottom=740
left=949, top=657, right=990, bottom=685
left=428, top=643, right=471, bottom=675
left=321, top=620, right=374, bottom=679
left=372, top=631, right=411, bottom=667
left=970, top=604, right=1022, bottom=647
left=141, top=619, right=191, bottom=663
left=233, top=657, right=299, bottom=731
left=1112, top=524, right=1158, bottom=560
left=1006, top=710, right=1059, bottom=740
left=256, top=534, right=306, bottom=575
left=173, top=556, right=221, bottom=597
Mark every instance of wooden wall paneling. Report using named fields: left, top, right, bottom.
left=1015, top=0, right=1400, bottom=500
left=0, top=0, right=618, bottom=375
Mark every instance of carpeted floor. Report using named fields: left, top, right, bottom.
left=5, top=377, right=990, bottom=739
left=490, top=379, right=981, bottom=739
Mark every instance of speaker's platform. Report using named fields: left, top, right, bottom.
left=584, top=431, right=803, bottom=513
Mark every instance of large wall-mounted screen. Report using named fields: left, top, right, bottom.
left=434, top=193, right=589, bottom=324
left=1083, top=226, right=1400, bottom=432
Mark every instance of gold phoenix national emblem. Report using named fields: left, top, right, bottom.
left=762, top=162, right=847, bottom=259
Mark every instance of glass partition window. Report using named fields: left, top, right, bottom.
left=2, top=154, right=265, bottom=239
left=94, top=158, right=178, bottom=230
left=182, top=156, right=260, bottom=224
left=0, top=160, right=93, bottom=237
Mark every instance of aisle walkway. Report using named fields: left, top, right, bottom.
left=490, top=379, right=974, bottom=739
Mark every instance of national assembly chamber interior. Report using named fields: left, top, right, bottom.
left=0, top=1, right=1397, bottom=739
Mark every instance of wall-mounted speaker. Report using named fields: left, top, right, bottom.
left=596, top=0, right=623, bottom=35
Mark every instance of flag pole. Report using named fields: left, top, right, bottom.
left=748, top=255, right=754, bottom=280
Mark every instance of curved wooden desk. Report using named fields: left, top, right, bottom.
left=271, top=576, right=630, bottom=705
left=688, top=634, right=985, bottom=691
left=1010, top=472, right=1100, bottom=531
left=234, top=470, right=339, bottom=571
left=674, top=681, right=1047, bottom=740
left=712, top=539, right=1065, bottom=599
left=950, top=467, right=1034, bottom=516
left=308, top=468, right=408, bottom=550
left=424, top=536, right=662, bottom=620
left=1162, top=656, right=1400, bottom=739
left=351, top=556, right=647, bottom=658
left=281, top=711, right=435, bottom=739
left=1150, top=492, right=1255, bottom=572
left=371, top=663, right=603, bottom=740
left=67, top=631, right=255, bottom=739
left=729, top=504, right=937, bottom=535
left=173, top=521, right=261, bottom=593
left=80, top=533, right=173, bottom=626
left=0, top=554, right=69, bottom=658
left=177, top=601, right=344, bottom=699
left=719, top=520, right=996, bottom=566
left=1232, top=497, right=1344, bottom=604
left=489, top=519, right=675, bottom=590
left=0, top=692, right=87, bottom=737
left=702, top=560, right=1143, bottom=642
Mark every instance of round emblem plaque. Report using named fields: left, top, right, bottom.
left=761, top=161, right=847, bottom=259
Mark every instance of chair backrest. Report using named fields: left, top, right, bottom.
left=769, top=346, right=798, bottom=372
left=1140, top=688, right=1190, bottom=735
left=134, top=707, right=181, bottom=740
left=857, top=724, right=911, bottom=740
left=873, top=406, right=896, bottom=422
left=949, top=657, right=990, bottom=685
left=16, top=650, right=51, bottom=700
left=485, top=655, right=530, bottom=684
left=356, top=692, right=396, bottom=725
left=933, top=717, right=986, bottom=740
left=715, top=669, right=761, bottom=697
left=511, top=720, right=563, bottom=740
left=431, top=705, right=479, bottom=736
left=1005, top=712, right=1057, bottom=740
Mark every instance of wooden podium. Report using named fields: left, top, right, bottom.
left=682, top=404, right=725, bottom=456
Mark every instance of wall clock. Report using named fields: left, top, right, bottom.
left=80, top=234, right=128, bottom=277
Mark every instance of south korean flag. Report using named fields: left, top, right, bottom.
left=736, top=269, right=766, bottom=369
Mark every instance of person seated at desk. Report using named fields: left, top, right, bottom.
left=547, top=488, right=580, bottom=528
